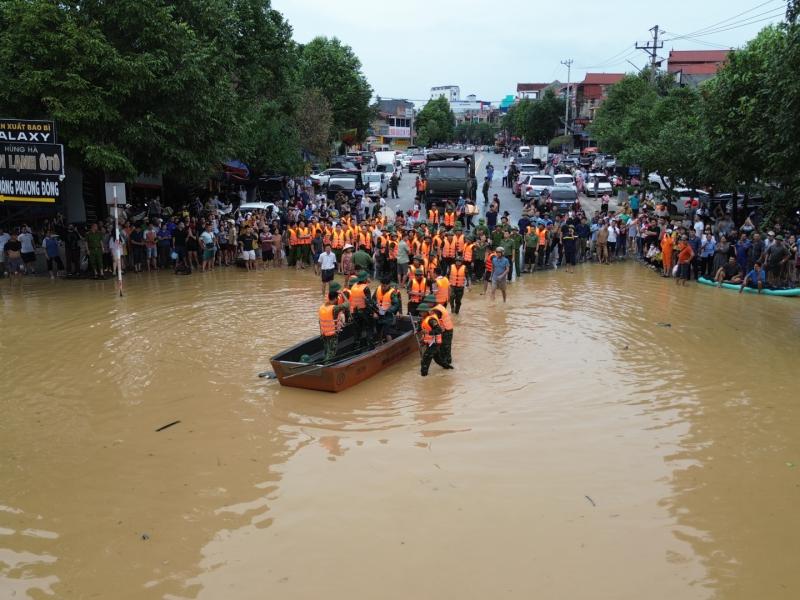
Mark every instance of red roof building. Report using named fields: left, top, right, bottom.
left=574, top=73, right=624, bottom=121
left=667, top=50, right=730, bottom=86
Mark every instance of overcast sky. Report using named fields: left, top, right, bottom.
left=272, top=0, right=786, bottom=104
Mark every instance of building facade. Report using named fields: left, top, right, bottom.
left=573, top=73, right=625, bottom=148
left=430, top=85, right=460, bottom=102
left=667, top=50, right=730, bottom=88
left=371, top=98, right=415, bottom=149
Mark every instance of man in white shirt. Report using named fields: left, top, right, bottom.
left=317, top=243, right=337, bottom=297
left=17, top=227, right=36, bottom=273
left=693, top=215, right=704, bottom=238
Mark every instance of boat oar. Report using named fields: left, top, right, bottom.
left=408, top=315, right=424, bottom=358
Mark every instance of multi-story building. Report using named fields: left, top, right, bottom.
left=371, top=98, right=415, bottom=149
left=573, top=73, right=625, bottom=148
left=430, top=85, right=460, bottom=102
left=667, top=50, right=730, bottom=87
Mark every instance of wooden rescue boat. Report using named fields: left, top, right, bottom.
left=270, top=315, right=420, bottom=392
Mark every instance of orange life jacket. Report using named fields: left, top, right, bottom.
left=454, top=234, right=465, bottom=252
left=376, top=286, right=395, bottom=311
left=332, top=230, right=345, bottom=249
left=358, top=232, right=372, bottom=251
left=537, top=228, right=547, bottom=246
left=463, top=242, right=474, bottom=262
left=449, top=264, right=467, bottom=287
left=432, top=305, right=454, bottom=331
left=432, top=235, right=443, bottom=252
left=409, top=277, right=428, bottom=302
left=421, top=315, right=442, bottom=345
left=426, top=257, right=439, bottom=280
left=428, top=209, right=439, bottom=224
left=388, top=241, right=399, bottom=260
left=444, top=211, right=455, bottom=227
left=288, top=227, right=298, bottom=246
left=442, top=238, right=457, bottom=258
left=485, top=253, right=493, bottom=273
left=319, top=304, right=337, bottom=337
left=434, top=276, right=450, bottom=304
left=349, top=283, right=367, bottom=309
left=421, top=241, right=431, bottom=257
left=298, top=227, right=310, bottom=245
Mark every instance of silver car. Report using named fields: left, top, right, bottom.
left=363, top=172, right=389, bottom=199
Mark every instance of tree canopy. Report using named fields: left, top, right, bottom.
left=591, top=22, right=800, bottom=223
left=0, top=0, right=373, bottom=181
left=453, top=121, right=497, bottom=145
left=414, top=96, right=455, bottom=147
left=502, top=89, right=565, bottom=145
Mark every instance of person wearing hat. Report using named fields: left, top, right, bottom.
left=319, top=290, right=350, bottom=363
left=407, top=267, right=430, bottom=316
left=424, top=294, right=455, bottom=368
left=441, top=229, right=458, bottom=274
left=448, top=255, right=467, bottom=314
left=374, top=276, right=401, bottom=343
left=349, top=271, right=376, bottom=350
left=416, top=303, right=451, bottom=376
left=490, top=246, right=510, bottom=302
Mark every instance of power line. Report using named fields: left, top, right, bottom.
left=636, top=25, right=664, bottom=80
left=662, top=8, right=785, bottom=42
left=668, top=0, right=782, bottom=39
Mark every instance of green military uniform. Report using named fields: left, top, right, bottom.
left=424, top=295, right=454, bottom=367
left=374, top=282, right=402, bottom=342
left=449, top=258, right=465, bottom=314
left=473, top=220, right=490, bottom=240
left=500, top=236, right=516, bottom=279
left=351, top=271, right=376, bottom=350
left=416, top=303, right=451, bottom=376
left=321, top=302, right=350, bottom=363
left=511, top=230, right=523, bottom=278
left=524, top=229, right=539, bottom=272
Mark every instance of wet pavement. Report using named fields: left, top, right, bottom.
left=2, top=252, right=799, bottom=599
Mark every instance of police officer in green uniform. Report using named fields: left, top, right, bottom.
left=374, top=276, right=401, bottom=343
left=416, top=303, right=451, bottom=376
left=423, top=294, right=454, bottom=368
left=449, top=255, right=466, bottom=314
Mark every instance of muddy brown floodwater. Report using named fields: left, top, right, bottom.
left=1, top=263, right=799, bottom=599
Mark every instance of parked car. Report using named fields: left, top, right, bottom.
left=518, top=145, right=531, bottom=158
left=586, top=173, right=613, bottom=196
left=311, top=168, right=348, bottom=187
left=237, top=201, right=278, bottom=216
left=326, top=172, right=363, bottom=199
left=513, top=168, right=539, bottom=196
left=408, top=153, right=426, bottom=172
left=398, top=155, right=411, bottom=169
left=526, top=174, right=555, bottom=200
left=549, top=188, right=579, bottom=213
left=363, top=172, right=389, bottom=199
left=668, top=188, right=711, bottom=216
left=553, top=173, right=577, bottom=192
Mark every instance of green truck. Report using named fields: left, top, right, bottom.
left=423, top=150, right=476, bottom=210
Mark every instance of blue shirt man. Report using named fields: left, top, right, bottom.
left=491, top=254, right=510, bottom=281
left=630, top=194, right=640, bottom=211
left=745, top=267, right=766, bottom=283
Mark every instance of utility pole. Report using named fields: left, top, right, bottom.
left=636, top=25, right=663, bottom=83
left=560, top=59, right=572, bottom=138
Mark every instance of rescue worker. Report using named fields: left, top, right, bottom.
left=407, top=267, right=429, bottom=315
left=448, top=255, right=467, bottom=314
left=433, top=271, right=450, bottom=306
left=349, top=270, right=376, bottom=349
left=374, top=276, right=401, bottom=343
left=416, top=303, right=451, bottom=376
left=441, top=229, right=458, bottom=275
left=424, top=294, right=454, bottom=368
left=319, top=291, right=350, bottom=363
left=443, top=206, right=457, bottom=230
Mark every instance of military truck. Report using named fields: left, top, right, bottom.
left=423, top=150, right=475, bottom=210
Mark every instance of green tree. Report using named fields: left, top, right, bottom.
left=294, top=88, right=333, bottom=161
left=414, top=96, right=455, bottom=146
left=522, top=89, right=565, bottom=144
left=297, top=37, right=372, bottom=142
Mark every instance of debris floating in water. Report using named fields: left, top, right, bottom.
left=258, top=370, right=277, bottom=379
left=155, top=420, right=180, bottom=432
left=657, top=322, right=672, bottom=328
left=584, top=495, right=596, bottom=507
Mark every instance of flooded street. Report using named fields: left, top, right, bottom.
left=2, top=264, right=799, bottom=600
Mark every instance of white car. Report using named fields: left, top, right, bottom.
left=398, top=155, right=411, bottom=169
left=238, top=202, right=277, bottom=215
left=311, top=168, right=348, bottom=187
left=553, top=173, right=577, bottom=192
left=363, top=172, right=389, bottom=199
left=587, top=173, right=613, bottom=196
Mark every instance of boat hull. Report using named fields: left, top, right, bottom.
left=270, top=316, right=420, bottom=392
